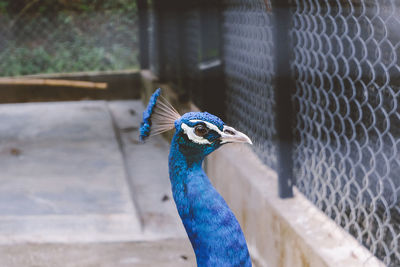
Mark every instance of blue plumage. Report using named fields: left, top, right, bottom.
left=178, top=112, right=225, bottom=130
left=141, top=89, right=252, bottom=266
left=139, top=88, right=161, bottom=141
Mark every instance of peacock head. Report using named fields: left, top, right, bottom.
left=173, top=111, right=252, bottom=156
left=140, top=89, right=252, bottom=157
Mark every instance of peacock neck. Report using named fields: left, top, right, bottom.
left=168, top=135, right=252, bottom=266
left=168, top=136, right=208, bottom=193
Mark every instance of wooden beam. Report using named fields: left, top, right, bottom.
left=0, top=78, right=107, bottom=90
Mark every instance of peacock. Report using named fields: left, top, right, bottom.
left=140, top=89, right=252, bottom=266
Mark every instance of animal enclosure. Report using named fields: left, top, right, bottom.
left=139, top=0, right=400, bottom=266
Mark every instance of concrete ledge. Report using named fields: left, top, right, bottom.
left=206, top=145, right=384, bottom=267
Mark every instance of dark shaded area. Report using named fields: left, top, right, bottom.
left=138, top=0, right=226, bottom=120
left=0, top=71, right=141, bottom=103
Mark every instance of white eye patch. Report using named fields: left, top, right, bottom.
left=181, top=119, right=226, bottom=144
left=188, top=120, right=246, bottom=145
left=189, top=120, right=224, bottom=135
left=181, top=123, right=212, bottom=144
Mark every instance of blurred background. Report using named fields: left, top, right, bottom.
left=0, top=0, right=138, bottom=76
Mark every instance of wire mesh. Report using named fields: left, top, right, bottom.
left=222, top=0, right=277, bottom=169
left=0, top=0, right=138, bottom=77
left=291, top=1, right=400, bottom=265
left=147, top=0, right=399, bottom=264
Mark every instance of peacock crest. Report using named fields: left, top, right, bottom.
left=139, top=88, right=181, bottom=141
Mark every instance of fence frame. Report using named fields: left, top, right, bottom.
left=272, top=0, right=295, bottom=198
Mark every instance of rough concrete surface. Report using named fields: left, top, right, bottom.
left=0, top=101, right=140, bottom=243
left=107, top=101, right=186, bottom=239
left=0, top=100, right=195, bottom=266
left=0, top=239, right=194, bottom=267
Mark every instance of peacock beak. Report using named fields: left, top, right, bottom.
left=220, top=125, right=253, bottom=145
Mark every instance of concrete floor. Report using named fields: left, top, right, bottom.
left=0, top=240, right=194, bottom=267
left=0, top=100, right=195, bottom=266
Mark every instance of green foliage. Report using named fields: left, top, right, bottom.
left=0, top=1, right=138, bottom=76
left=0, top=0, right=137, bottom=14
left=0, top=1, right=8, bottom=13
left=0, top=40, right=138, bottom=77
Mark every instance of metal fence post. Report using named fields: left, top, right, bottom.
left=137, top=0, right=149, bottom=69
left=147, top=0, right=164, bottom=79
left=273, top=0, right=294, bottom=198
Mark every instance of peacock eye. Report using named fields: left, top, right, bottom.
left=194, top=124, right=209, bottom=137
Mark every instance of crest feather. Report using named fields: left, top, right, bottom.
left=139, top=89, right=181, bottom=141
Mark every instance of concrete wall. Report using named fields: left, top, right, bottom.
left=0, top=70, right=141, bottom=103
left=140, top=71, right=385, bottom=267
left=206, top=145, right=384, bottom=267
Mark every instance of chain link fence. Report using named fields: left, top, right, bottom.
left=0, top=0, right=138, bottom=77
left=222, top=0, right=278, bottom=170
left=221, top=1, right=400, bottom=265
left=292, top=1, right=400, bottom=265
left=142, top=0, right=399, bottom=265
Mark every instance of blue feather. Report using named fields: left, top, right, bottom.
left=139, top=88, right=161, bottom=141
